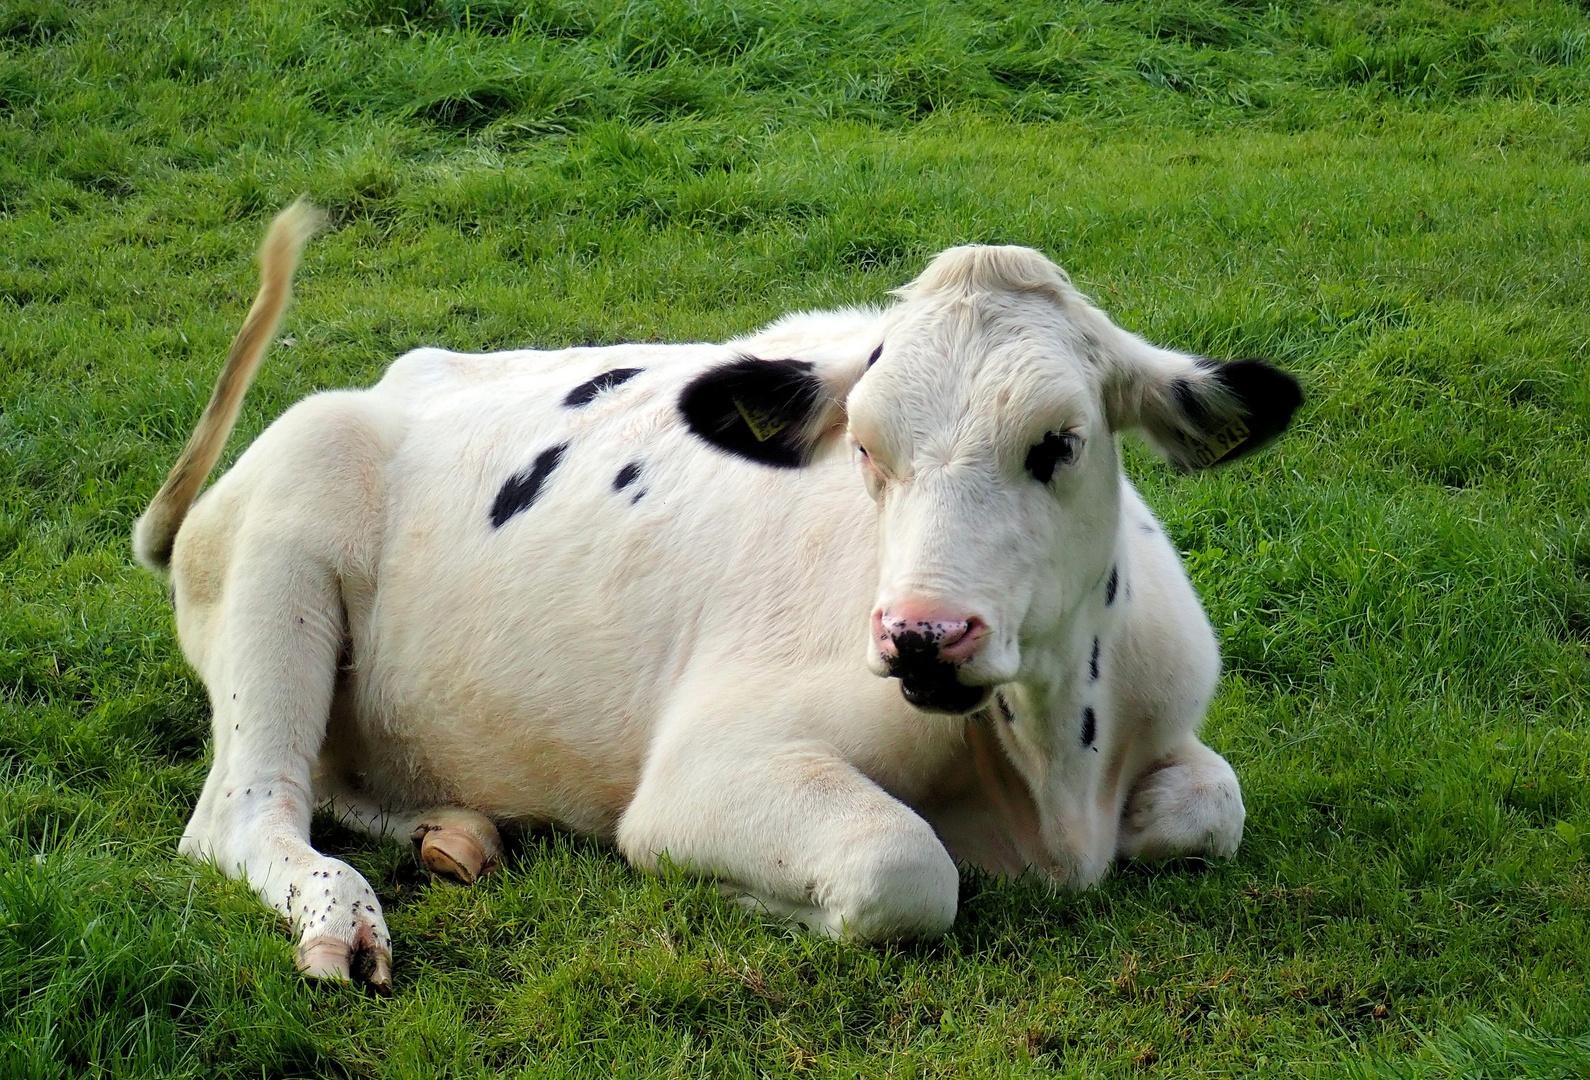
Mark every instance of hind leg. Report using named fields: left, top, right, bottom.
left=321, top=792, right=503, bottom=885
left=177, top=543, right=396, bottom=987
left=1116, top=737, right=1245, bottom=861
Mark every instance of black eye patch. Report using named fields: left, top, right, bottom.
left=1024, top=432, right=1078, bottom=484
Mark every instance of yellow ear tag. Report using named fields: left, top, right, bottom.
left=1190, top=417, right=1251, bottom=467
left=734, top=398, right=791, bottom=442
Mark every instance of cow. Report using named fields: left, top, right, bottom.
left=133, top=202, right=1301, bottom=989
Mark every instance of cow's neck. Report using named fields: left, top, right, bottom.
left=1013, top=511, right=1123, bottom=710
left=985, top=523, right=1127, bottom=876
left=1002, top=584, right=1116, bottom=743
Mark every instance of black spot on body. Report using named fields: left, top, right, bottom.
left=631, top=489, right=645, bottom=504
left=490, top=443, right=568, bottom=528
left=867, top=344, right=882, bottom=367
left=563, top=367, right=642, bottom=407
left=1105, top=565, right=1119, bottom=605
left=679, top=357, right=824, bottom=469
left=1089, top=637, right=1100, bottom=680
left=613, top=461, right=641, bottom=491
left=1139, top=520, right=1157, bottom=536
left=1081, top=706, right=1096, bottom=746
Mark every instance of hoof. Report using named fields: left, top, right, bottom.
left=411, top=812, right=502, bottom=885
left=296, top=927, right=392, bottom=992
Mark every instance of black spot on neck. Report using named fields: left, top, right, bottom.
left=490, top=444, right=568, bottom=528
left=1081, top=706, right=1096, bottom=746
left=1088, top=637, right=1100, bottom=681
left=1105, top=565, right=1119, bottom=605
left=867, top=344, right=882, bottom=367
left=563, top=367, right=642, bottom=408
left=995, top=692, right=1015, bottom=723
left=614, top=461, right=641, bottom=491
left=679, top=357, right=823, bottom=469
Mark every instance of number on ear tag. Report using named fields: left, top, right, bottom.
left=1188, top=417, right=1251, bottom=468
left=734, top=398, right=791, bottom=442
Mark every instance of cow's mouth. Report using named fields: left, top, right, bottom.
left=898, top=674, right=990, bottom=714
left=885, top=632, right=991, bottom=715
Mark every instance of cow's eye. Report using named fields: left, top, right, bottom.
left=1025, top=432, right=1078, bottom=484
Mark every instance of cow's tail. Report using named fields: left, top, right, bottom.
left=132, top=200, right=325, bottom=574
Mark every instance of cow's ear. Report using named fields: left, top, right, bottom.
left=1103, top=341, right=1302, bottom=471
left=680, top=350, right=870, bottom=468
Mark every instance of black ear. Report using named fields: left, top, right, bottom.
left=679, top=358, right=830, bottom=468
left=1112, top=347, right=1302, bottom=472
left=1168, top=359, right=1303, bottom=469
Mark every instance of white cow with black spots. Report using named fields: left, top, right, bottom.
left=134, top=203, right=1301, bottom=987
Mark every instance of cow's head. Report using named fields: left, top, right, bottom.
left=682, top=246, right=1300, bottom=714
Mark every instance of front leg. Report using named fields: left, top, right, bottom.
left=616, top=692, right=958, bottom=941
left=1116, top=736, right=1245, bottom=861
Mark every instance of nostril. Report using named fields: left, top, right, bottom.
left=940, top=616, right=988, bottom=661
left=875, top=608, right=989, bottom=662
left=871, top=609, right=899, bottom=658
left=933, top=621, right=971, bottom=647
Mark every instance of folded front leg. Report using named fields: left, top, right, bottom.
left=617, top=698, right=958, bottom=941
left=1116, top=736, right=1245, bottom=862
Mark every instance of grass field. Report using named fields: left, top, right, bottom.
left=4, top=0, right=1590, bottom=1075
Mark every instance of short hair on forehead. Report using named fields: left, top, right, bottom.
left=891, top=245, right=1080, bottom=308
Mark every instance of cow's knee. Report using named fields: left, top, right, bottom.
left=821, top=825, right=959, bottom=941
left=1117, top=742, right=1245, bottom=862
left=725, top=827, right=957, bottom=941
left=620, top=719, right=960, bottom=941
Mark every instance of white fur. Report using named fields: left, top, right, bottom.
left=158, top=244, right=1250, bottom=982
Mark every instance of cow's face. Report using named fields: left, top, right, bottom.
left=680, top=246, right=1300, bottom=715
left=847, top=272, right=1121, bottom=711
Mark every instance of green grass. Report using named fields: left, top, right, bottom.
left=4, top=0, right=1590, bottom=1075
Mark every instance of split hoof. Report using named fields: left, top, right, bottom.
left=411, top=811, right=502, bottom=885
left=296, top=928, right=392, bottom=991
